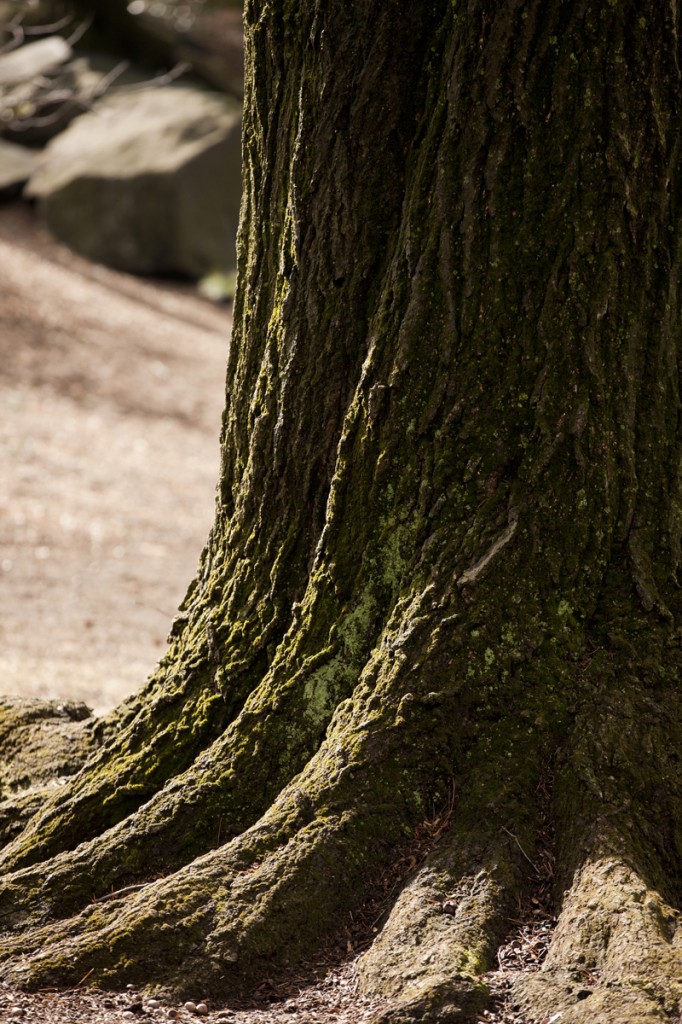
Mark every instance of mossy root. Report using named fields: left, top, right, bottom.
left=358, top=826, right=527, bottom=1023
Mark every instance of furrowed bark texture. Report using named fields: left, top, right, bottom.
left=1, top=3, right=682, bottom=1022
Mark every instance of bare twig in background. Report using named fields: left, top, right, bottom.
left=0, top=25, right=25, bottom=57
left=24, top=13, right=75, bottom=36
left=64, top=13, right=93, bottom=48
left=106, top=61, right=191, bottom=95
left=89, top=59, right=130, bottom=98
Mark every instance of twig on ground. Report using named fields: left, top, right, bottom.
left=500, top=824, right=538, bottom=872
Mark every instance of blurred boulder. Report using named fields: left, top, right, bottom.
left=159, top=3, right=243, bottom=97
left=26, top=80, right=242, bottom=279
left=0, top=48, right=145, bottom=147
left=71, top=0, right=241, bottom=97
left=0, top=138, right=39, bottom=196
left=0, top=36, right=71, bottom=87
left=1, top=2, right=244, bottom=101
left=69, top=0, right=243, bottom=98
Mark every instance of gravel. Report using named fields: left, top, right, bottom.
left=0, top=959, right=388, bottom=1024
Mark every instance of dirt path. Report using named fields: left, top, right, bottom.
left=0, top=201, right=229, bottom=713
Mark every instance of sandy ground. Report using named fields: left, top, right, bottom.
left=0, top=200, right=230, bottom=714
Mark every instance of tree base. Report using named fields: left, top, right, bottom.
left=0, top=600, right=680, bottom=1024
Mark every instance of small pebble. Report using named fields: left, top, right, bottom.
left=184, top=1002, right=197, bottom=1013
left=167, top=1011, right=178, bottom=1020
left=148, top=999, right=161, bottom=1009
left=127, top=983, right=137, bottom=990
left=196, top=1005, right=209, bottom=1016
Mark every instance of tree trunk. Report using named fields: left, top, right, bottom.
left=2, top=3, right=682, bottom=1022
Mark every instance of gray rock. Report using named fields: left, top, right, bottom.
left=162, top=5, right=244, bottom=97
left=0, top=138, right=38, bottom=194
left=26, top=80, right=242, bottom=278
left=0, top=36, right=71, bottom=87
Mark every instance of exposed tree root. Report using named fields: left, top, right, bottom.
left=0, top=576, right=581, bottom=1016
left=509, top=675, right=682, bottom=1024
left=0, top=565, right=400, bottom=920
left=357, top=828, right=524, bottom=1023
left=0, top=697, right=96, bottom=850
left=0, top=664, right=679, bottom=1024
left=356, top=757, right=554, bottom=1023
left=0, top=440, right=423, bottom=887
left=0, top=569, right=434, bottom=931
left=1, top=587, right=680, bottom=1024
left=0, top=625, right=455, bottom=996
left=0, top=628, right=263, bottom=873
left=0, top=680, right=326, bottom=928
left=512, top=856, right=682, bottom=1024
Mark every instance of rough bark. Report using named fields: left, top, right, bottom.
left=1, top=2, right=682, bottom=1022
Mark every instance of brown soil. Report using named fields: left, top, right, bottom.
left=0, top=962, right=387, bottom=1024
